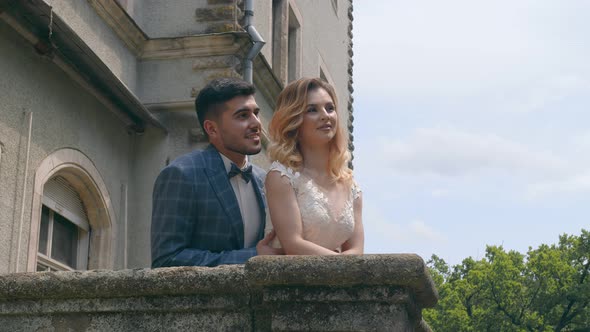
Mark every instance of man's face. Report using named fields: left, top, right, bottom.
left=210, top=94, right=262, bottom=163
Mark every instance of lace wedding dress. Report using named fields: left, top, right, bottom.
left=264, top=161, right=361, bottom=250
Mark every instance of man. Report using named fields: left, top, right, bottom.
left=151, top=78, right=281, bottom=267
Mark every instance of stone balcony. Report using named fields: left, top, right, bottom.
left=0, top=254, right=437, bottom=331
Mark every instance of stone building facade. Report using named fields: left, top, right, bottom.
left=0, top=0, right=353, bottom=273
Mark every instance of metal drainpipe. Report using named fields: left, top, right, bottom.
left=243, top=0, right=265, bottom=84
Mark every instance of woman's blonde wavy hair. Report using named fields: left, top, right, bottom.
left=268, top=78, right=352, bottom=182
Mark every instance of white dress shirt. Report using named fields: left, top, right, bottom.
left=219, top=153, right=261, bottom=248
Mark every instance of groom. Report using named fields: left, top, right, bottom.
left=151, top=78, right=281, bottom=267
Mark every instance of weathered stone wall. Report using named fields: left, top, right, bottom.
left=0, top=255, right=437, bottom=331
left=45, top=0, right=140, bottom=93
left=134, top=0, right=240, bottom=38
left=0, top=17, right=135, bottom=274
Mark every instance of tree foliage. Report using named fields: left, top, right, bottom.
left=424, top=229, right=590, bottom=332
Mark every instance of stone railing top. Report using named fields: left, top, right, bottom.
left=0, top=265, right=246, bottom=300
left=0, top=254, right=438, bottom=308
left=246, top=254, right=438, bottom=308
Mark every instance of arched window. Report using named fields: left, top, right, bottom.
left=36, top=176, right=90, bottom=271
left=27, top=148, right=115, bottom=272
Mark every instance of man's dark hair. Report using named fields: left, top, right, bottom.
left=195, top=78, right=256, bottom=135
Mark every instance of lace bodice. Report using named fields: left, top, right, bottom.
left=264, top=161, right=361, bottom=251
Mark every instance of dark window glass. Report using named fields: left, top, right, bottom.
left=51, top=212, right=78, bottom=268
left=39, top=206, right=50, bottom=255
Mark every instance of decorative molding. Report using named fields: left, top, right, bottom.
left=81, top=0, right=283, bottom=113
left=144, top=100, right=195, bottom=113
left=27, top=148, right=116, bottom=272
left=347, top=0, right=355, bottom=167
left=142, top=33, right=250, bottom=60
left=192, top=55, right=241, bottom=71
left=288, top=0, right=304, bottom=27
left=86, top=0, right=148, bottom=56
left=253, top=54, right=282, bottom=110
left=271, top=0, right=289, bottom=85
left=87, top=0, right=251, bottom=61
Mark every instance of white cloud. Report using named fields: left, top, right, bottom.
left=363, top=204, right=404, bottom=242
left=380, top=128, right=571, bottom=177
left=354, top=1, right=590, bottom=100
left=526, top=173, right=590, bottom=199
left=409, top=220, right=447, bottom=244
left=493, top=74, right=590, bottom=114
left=363, top=203, right=447, bottom=253
left=430, top=188, right=450, bottom=198
left=351, top=0, right=590, bottom=271
left=571, top=131, right=590, bottom=151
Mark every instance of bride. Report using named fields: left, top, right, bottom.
left=265, top=78, right=364, bottom=255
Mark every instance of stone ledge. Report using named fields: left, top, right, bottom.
left=141, top=33, right=249, bottom=60
left=0, top=294, right=248, bottom=315
left=245, top=254, right=438, bottom=308
left=0, top=255, right=437, bottom=331
left=0, top=265, right=246, bottom=300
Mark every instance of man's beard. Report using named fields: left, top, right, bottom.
left=223, top=137, right=262, bottom=156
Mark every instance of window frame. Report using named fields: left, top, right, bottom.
left=37, top=200, right=90, bottom=271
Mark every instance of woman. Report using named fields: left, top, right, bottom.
left=265, top=78, right=364, bottom=255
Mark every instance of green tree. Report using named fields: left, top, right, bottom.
left=424, top=229, right=590, bottom=332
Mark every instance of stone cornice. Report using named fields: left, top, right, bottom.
left=87, top=0, right=147, bottom=56
left=86, top=0, right=282, bottom=97
left=87, top=0, right=252, bottom=61
left=142, top=33, right=250, bottom=60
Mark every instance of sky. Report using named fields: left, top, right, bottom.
left=352, top=0, right=590, bottom=265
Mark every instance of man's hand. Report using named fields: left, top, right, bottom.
left=256, top=230, right=284, bottom=255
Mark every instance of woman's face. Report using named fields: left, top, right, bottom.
left=298, top=87, right=338, bottom=147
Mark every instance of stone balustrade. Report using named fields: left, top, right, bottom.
left=0, top=254, right=437, bottom=331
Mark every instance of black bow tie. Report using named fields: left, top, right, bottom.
left=228, top=163, right=253, bottom=183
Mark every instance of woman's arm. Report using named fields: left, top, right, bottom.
left=265, top=170, right=338, bottom=255
left=340, top=192, right=364, bottom=255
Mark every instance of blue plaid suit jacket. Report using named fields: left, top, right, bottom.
left=151, top=145, right=267, bottom=267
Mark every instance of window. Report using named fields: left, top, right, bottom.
left=28, top=148, right=115, bottom=272
left=272, top=0, right=302, bottom=84
left=287, top=6, right=301, bottom=82
left=272, top=0, right=288, bottom=83
left=37, top=176, right=89, bottom=271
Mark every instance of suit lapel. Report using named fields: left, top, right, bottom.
left=203, top=145, right=244, bottom=248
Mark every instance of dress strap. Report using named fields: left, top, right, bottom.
left=268, top=161, right=300, bottom=187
